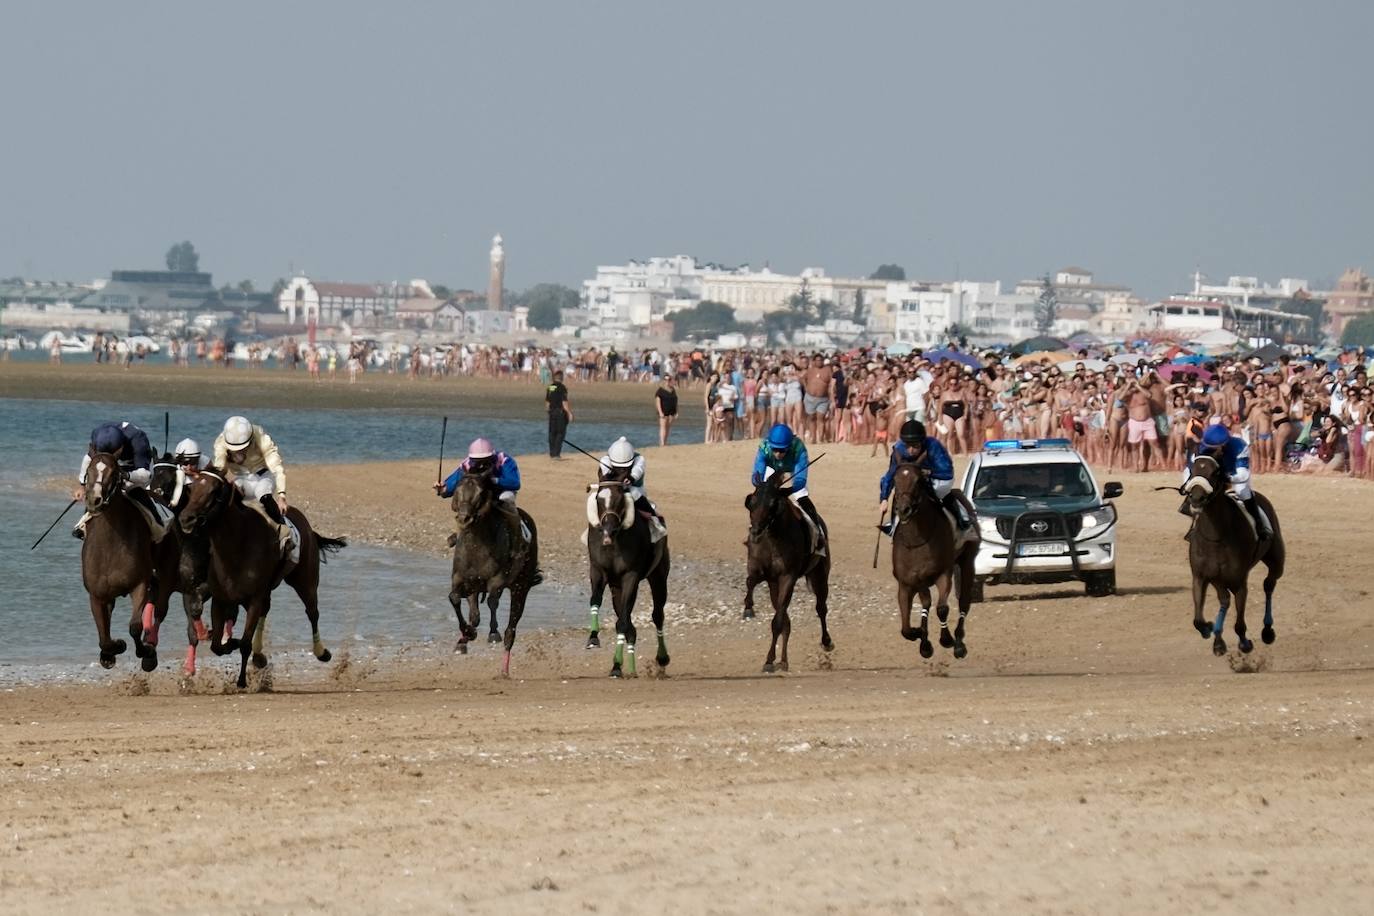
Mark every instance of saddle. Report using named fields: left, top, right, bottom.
left=131, top=492, right=176, bottom=543
left=789, top=504, right=826, bottom=558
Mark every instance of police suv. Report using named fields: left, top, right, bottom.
left=960, top=438, right=1122, bottom=601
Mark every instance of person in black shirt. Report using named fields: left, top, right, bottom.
left=655, top=376, right=679, bottom=446
left=546, top=370, right=573, bottom=458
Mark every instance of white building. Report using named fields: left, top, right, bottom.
left=279, top=276, right=410, bottom=327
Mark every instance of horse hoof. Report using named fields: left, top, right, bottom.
left=586, top=634, right=601, bottom=649
left=112, top=639, right=127, bottom=655
left=953, top=644, right=968, bottom=660
left=141, top=654, right=158, bottom=673
left=316, top=649, right=332, bottom=663
left=609, top=667, right=622, bottom=679
left=1239, top=639, right=1254, bottom=654
left=919, top=641, right=934, bottom=659
left=99, top=653, right=117, bottom=670
left=1212, top=639, right=1227, bottom=657
left=134, top=642, right=150, bottom=659
left=236, top=676, right=248, bottom=690
left=656, top=652, right=671, bottom=667
left=901, top=627, right=919, bottom=642
left=1195, top=621, right=1212, bottom=639
left=455, top=642, right=469, bottom=655
left=1261, top=627, right=1276, bottom=645
left=779, top=661, right=789, bottom=672
left=939, top=631, right=954, bottom=648
left=821, top=637, right=834, bottom=652
left=252, top=652, right=268, bottom=669
left=742, top=609, right=755, bottom=620
left=762, top=663, right=775, bottom=674
left=488, top=632, right=502, bottom=644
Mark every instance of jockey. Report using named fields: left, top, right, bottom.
left=166, top=437, right=210, bottom=510
left=878, top=420, right=973, bottom=532
left=435, top=438, right=526, bottom=552
left=212, top=415, right=295, bottom=558
left=72, top=421, right=168, bottom=540
left=598, top=437, right=665, bottom=540
left=1187, top=423, right=1272, bottom=540
left=752, top=422, right=826, bottom=554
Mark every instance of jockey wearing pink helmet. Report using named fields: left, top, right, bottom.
left=435, top=438, right=522, bottom=501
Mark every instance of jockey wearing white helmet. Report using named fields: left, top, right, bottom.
left=212, top=415, right=295, bottom=557
left=596, top=437, right=665, bottom=540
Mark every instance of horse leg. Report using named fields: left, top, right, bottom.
left=128, top=581, right=160, bottom=672
left=617, top=576, right=642, bottom=678
left=743, top=568, right=761, bottom=620
left=952, top=551, right=974, bottom=659
left=763, top=576, right=796, bottom=673
left=452, top=593, right=478, bottom=653
left=500, top=588, right=528, bottom=677
left=649, top=565, right=670, bottom=669
left=1261, top=546, right=1283, bottom=645
left=935, top=573, right=955, bottom=649
left=898, top=581, right=917, bottom=641
left=609, top=583, right=628, bottom=678
left=587, top=564, right=606, bottom=649
left=90, top=595, right=124, bottom=668
left=237, top=595, right=269, bottom=690
left=487, top=589, right=503, bottom=644
left=916, top=586, right=934, bottom=658
left=807, top=561, right=833, bottom=652
left=1190, top=575, right=1211, bottom=639
left=290, top=578, right=331, bottom=663
left=251, top=614, right=269, bottom=669
left=182, top=592, right=202, bottom=677
left=1233, top=583, right=1253, bottom=654
left=1211, top=584, right=1230, bottom=656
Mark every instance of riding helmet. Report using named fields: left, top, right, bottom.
left=899, top=420, right=927, bottom=446
left=467, top=438, right=495, bottom=459
left=174, top=438, right=201, bottom=462
left=767, top=423, right=794, bottom=450
left=92, top=424, right=127, bottom=453
left=607, top=437, right=636, bottom=468
left=223, top=416, right=253, bottom=449
left=1201, top=424, right=1230, bottom=449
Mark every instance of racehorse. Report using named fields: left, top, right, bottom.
left=742, top=473, right=833, bottom=673
left=150, top=455, right=215, bottom=675
left=178, top=468, right=343, bottom=688
left=79, top=452, right=180, bottom=672
left=1182, top=454, right=1285, bottom=656
left=585, top=480, right=670, bottom=678
left=447, top=474, right=541, bottom=676
left=889, top=464, right=978, bottom=659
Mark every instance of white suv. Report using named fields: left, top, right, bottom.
left=960, top=438, right=1121, bottom=600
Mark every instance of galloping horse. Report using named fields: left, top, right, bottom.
left=743, top=474, right=832, bottom=673
left=150, top=455, right=214, bottom=675
left=586, top=480, right=670, bottom=678
left=889, top=463, right=978, bottom=659
left=447, top=474, right=541, bottom=675
left=79, top=452, right=180, bottom=671
left=179, top=468, right=343, bottom=688
left=1182, top=455, right=1285, bottom=656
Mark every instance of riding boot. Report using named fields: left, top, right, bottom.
left=635, top=495, right=667, bottom=542
left=1244, top=496, right=1272, bottom=541
left=127, top=488, right=169, bottom=543
left=941, top=493, right=972, bottom=531
left=257, top=496, right=295, bottom=559
left=796, top=496, right=827, bottom=557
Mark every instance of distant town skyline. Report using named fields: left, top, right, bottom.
left=3, top=2, right=1371, bottom=301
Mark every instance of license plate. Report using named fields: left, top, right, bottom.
left=1017, top=542, right=1065, bottom=557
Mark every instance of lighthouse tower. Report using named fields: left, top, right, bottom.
left=488, top=233, right=505, bottom=312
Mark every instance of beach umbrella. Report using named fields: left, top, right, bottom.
left=1158, top=363, right=1214, bottom=381
left=885, top=341, right=915, bottom=357
left=1057, top=358, right=1110, bottom=373
left=923, top=347, right=981, bottom=369
left=1012, top=335, right=1069, bottom=353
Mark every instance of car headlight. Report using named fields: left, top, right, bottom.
left=977, top=516, right=1002, bottom=541
left=1077, top=507, right=1115, bottom=541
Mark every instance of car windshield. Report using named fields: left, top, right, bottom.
left=973, top=463, right=1095, bottom=500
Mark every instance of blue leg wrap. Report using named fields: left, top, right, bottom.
left=1212, top=605, right=1228, bottom=637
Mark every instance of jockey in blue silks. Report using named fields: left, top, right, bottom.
left=752, top=422, right=826, bottom=554
left=879, top=420, right=972, bottom=533
left=1186, top=424, right=1271, bottom=540
left=72, top=420, right=166, bottom=540
left=435, top=437, right=526, bottom=552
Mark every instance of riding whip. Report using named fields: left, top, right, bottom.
left=777, top=451, right=826, bottom=490
left=872, top=507, right=885, bottom=569
left=31, top=498, right=78, bottom=550
left=163, top=410, right=170, bottom=455
left=561, top=438, right=604, bottom=465
left=437, top=416, right=448, bottom=482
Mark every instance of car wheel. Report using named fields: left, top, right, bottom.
left=1085, top=570, right=1116, bottom=597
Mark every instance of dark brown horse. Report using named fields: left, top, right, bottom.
left=1183, top=455, right=1285, bottom=656
left=448, top=475, right=541, bottom=676
left=889, top=464, right=979, bottom=659
left=79, top=452, right=180, bottom=672
left=585, top=480, right=670, bottom=678
left=150, top=455, right=214, bottom=675
left=743, top=474, right=832, bottom=672
left=178, top=468, right=343, bottom=688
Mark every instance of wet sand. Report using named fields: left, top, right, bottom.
left=4, top=366, right=1374, bottom=913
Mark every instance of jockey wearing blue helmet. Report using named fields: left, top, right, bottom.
left=752, top=422, right=826, bottom=553
left=1186, top=423, right=1271, bottom=540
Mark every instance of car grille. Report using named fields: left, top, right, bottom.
left=996, top=512, right=1082, bottom=540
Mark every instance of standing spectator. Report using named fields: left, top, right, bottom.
left=49, top=335, right=63, bottom=365
left=716, top=372, right=739, bottom=441
left=655, top=375, right=679, bottom=446
left=546, top=369, right=572, bottom=458
left=801, top=356, right=834, bottom=443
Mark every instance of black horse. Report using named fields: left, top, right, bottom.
left=150, top=455, right=214, bottom=675
left=889, top=464, right=979, bottom=659
left=585, top=480, right=670, bottom=678
left=743, top=474, right=832, bottom=673
left=1182, top=455, right=1285, bottom=656
left=447, top=475, right=541, bottom=676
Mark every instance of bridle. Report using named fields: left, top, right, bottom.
left=747, top=477, right=784, bottom=541
left=1184, top=454, right=1223, bottom=507
left=86, top=452, right=126, bottom=513
left=180, top=468, right=232, bottom=532
left=453, top=474, right=494, bottom=529
left=596, top=479, right=631, bottom=540
left=891, top=462, right=937, bottom=526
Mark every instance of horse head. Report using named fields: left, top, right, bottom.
left=85, top=452, right=124, bottom=514
left=595, top=479, right=632, bottom=546
left=150, top=453, right=179, bottom=505
left=891, top=461, right=938, bottom=524
left=179, top=468, right=233, bottom=533
left=745, top=473, right=786, bottom=541
left=452, top=474, right=494, bottom=529
left=1184, top=454, right=1223, bottom=512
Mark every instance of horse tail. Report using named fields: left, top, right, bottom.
left=316, top=535, right=348, bottom=562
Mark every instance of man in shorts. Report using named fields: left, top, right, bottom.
left=1124, top=377, right=1157, bottom=472
left=802, top=355, right=835, bottom=443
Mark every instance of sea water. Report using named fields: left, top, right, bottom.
left=0, top=397, right=663, bottom=683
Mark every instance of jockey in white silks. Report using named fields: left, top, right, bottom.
left=212, top=415, right=296, bottom=559
left=594, top=437, right=666, bottom=542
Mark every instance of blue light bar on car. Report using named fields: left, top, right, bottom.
left=982, top=438, right=1072, bottom=451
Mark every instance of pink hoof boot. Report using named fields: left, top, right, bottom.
left=501, top=650, right=512, bottom=678
left=193, top=619, right=209, bottom=642
left=142, top=604, right=158, bottom=646
left=183, top=646, right=197, bottom=676
left=222, top=622, right=234, bottom=642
